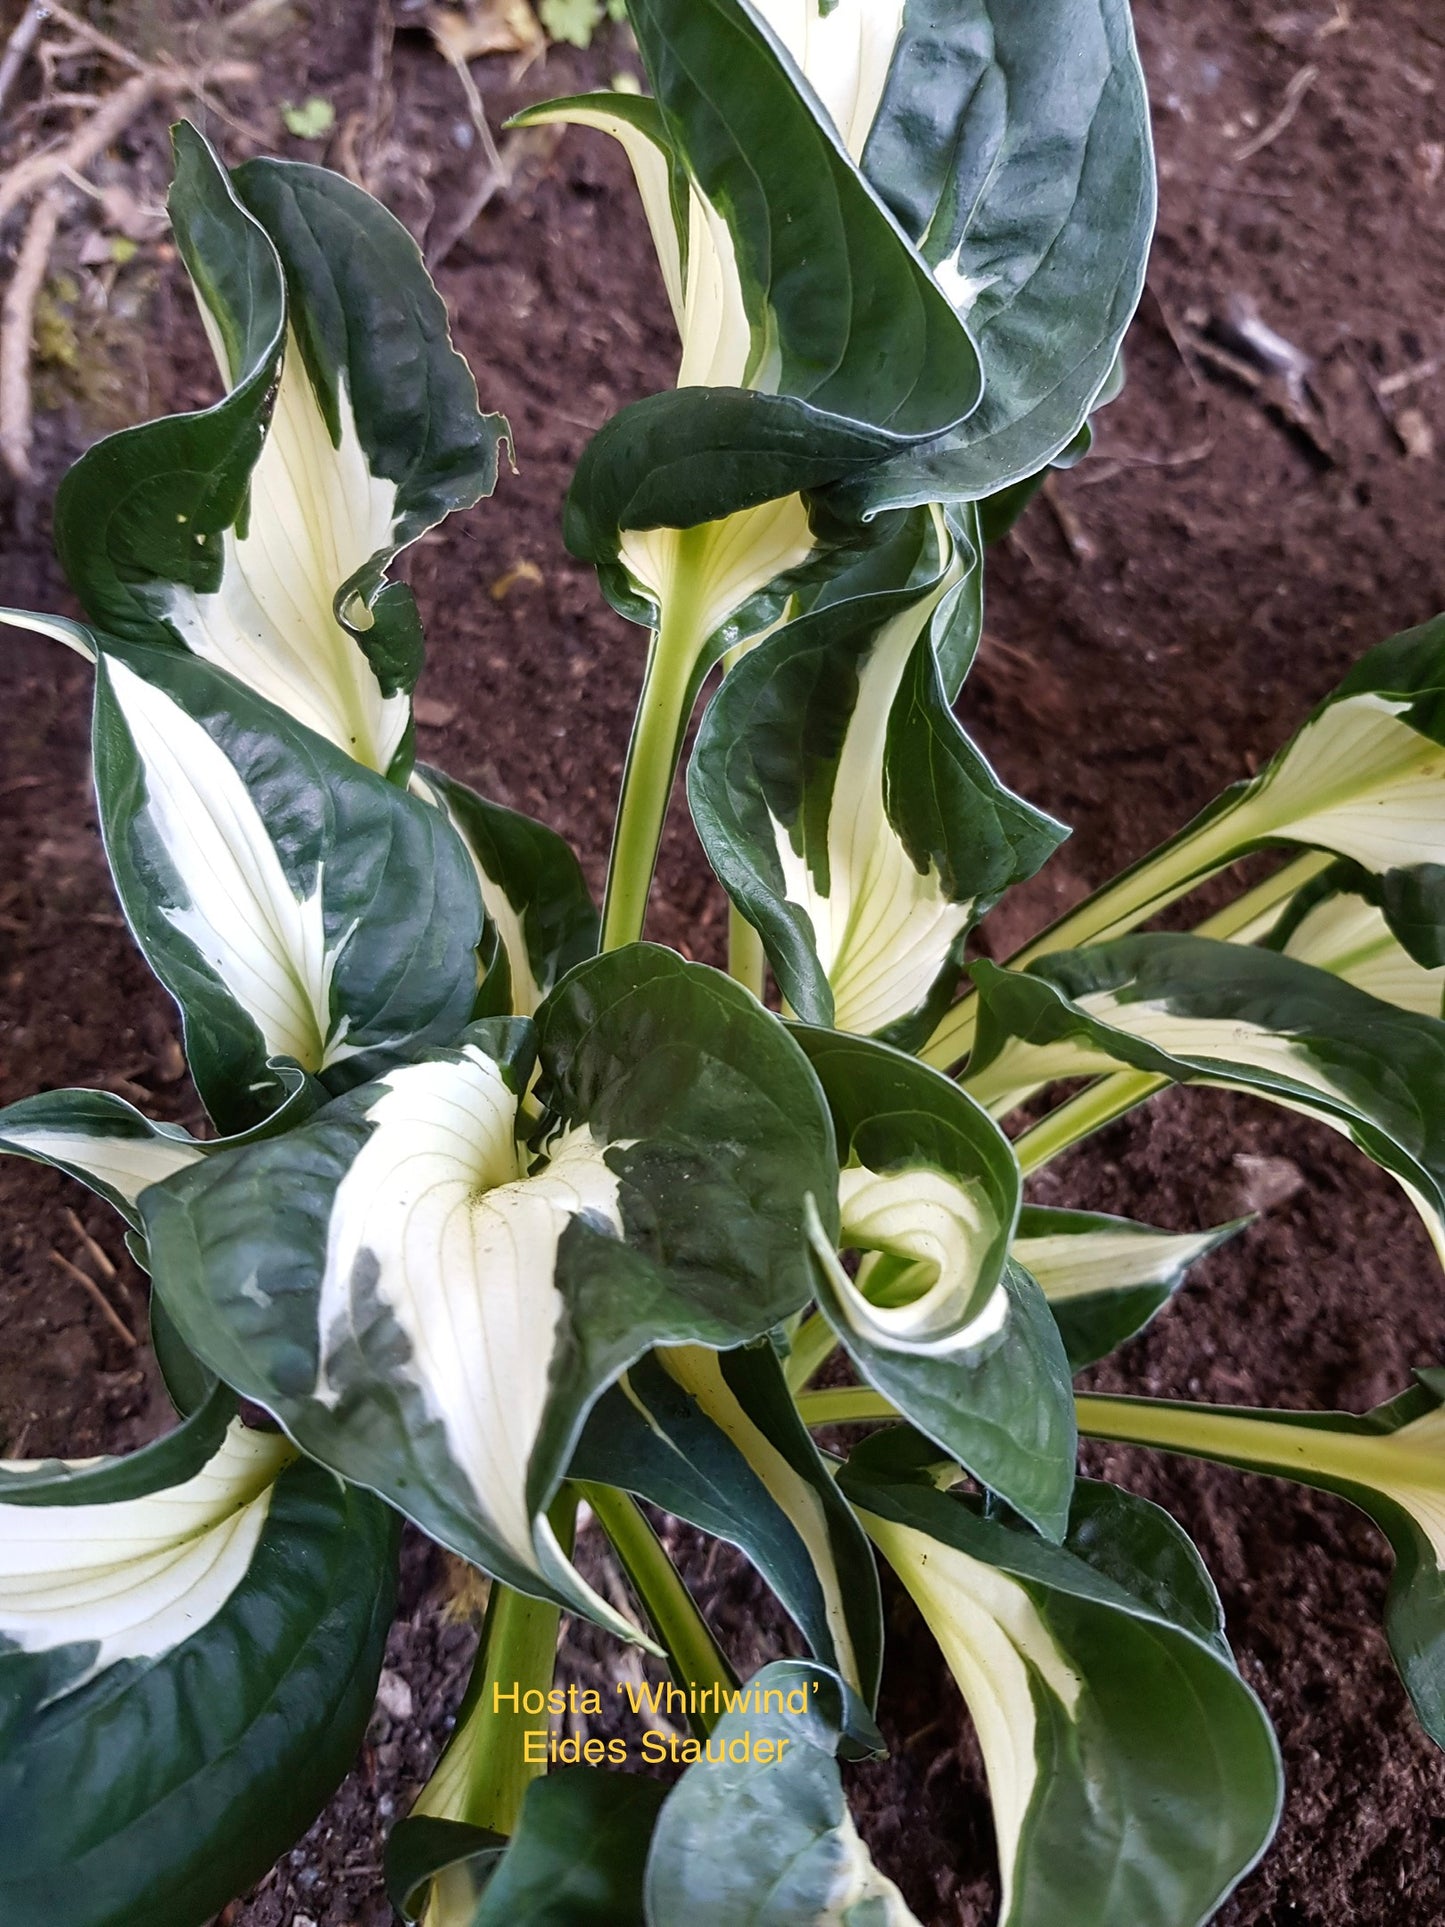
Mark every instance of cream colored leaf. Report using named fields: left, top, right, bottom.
left=834, top=1162, right=1005, bottom=1349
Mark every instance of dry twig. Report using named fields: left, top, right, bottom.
left=0, top=182, right=65, bottom=484
left=1379, top=354, right=1441, bottom=399
left=39, top=1, right=149, bottom=77
left=0, top=51, right=254, bottom=482
left=1042, top=474, right=1097, bottom=563
left=64, top=1205, right=117, bottom=1280
left=427, top=42, right=510, bottom=267
left=49, top=1248, right=137, bottom=1348
left=0, top=56, right=257, bottom=231
left=1234, top=63, right=1318, bottom=164
left=0, top=67, right=159, bottom=230
left=0, top=0, right=45, bottom=125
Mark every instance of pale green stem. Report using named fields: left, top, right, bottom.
left=795, top=1388, right=1405, bottom=1509
left=1010, top=1069, right=1167, bottom=1176
left=720, top=637, right=768, bottom=997
left=578, top=1480, right=736, bottom=1737
left=728, top=898, right=767, bottom=998
left=1074, top=1392, right=1433, bottom=1497
left=1191, top=850, right=1334, bottom=943
left=796, top=1387, right=895, bottom=1428
left=783, top=1308, right=839, bottom=1393
left=415, top=1493, right=576, bottom=1838
left=601, top=531, right=711, bottom=953
left=922, top=845, right=1333, bottom=1072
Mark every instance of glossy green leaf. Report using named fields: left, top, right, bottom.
left=611, top=0, right=980, bottom=429
left=795, top=1026, right=1075, bottom=1540
left=643, top=1659, right=913, bottom=1925
left=54, top=124, right=506, bottom=779
left=843, top=1444, right=1282, bottom=1927
left=1014, top=1205, right=1249, bottom=1372
left=387, top=1817, right=505, bottom=1926
left=473, top=1768, right=666, bottom=1926
left=141, top=950, right=837, bottom=1632
left=572, top=1342, right=883, bottom=1712
left=414, top=765, right=599, bottom=1017
left=967, top=934, right=1445, bottom=1261
left=91, top=638, right=484, bottom=1132
left=544, top=0, right=985, bottom=656
left=845, top=0, right=1154, bottom=510
left=689, top=507, right=1064, bottom=1040
left=1077, top=1372, right=1445, bottom=1750
left=0, top=1426, right=397, bottom=1927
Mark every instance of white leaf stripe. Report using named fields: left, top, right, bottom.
left=1072, top=993, right=1354, bottom=1109
left=0, top=1125, right=202, bottom=1209
left=973, top=945, right=1445, bottom=1264
left=1281, top=892, right=1445, bottom=1016
left=1014, top=1220, right=1233, bottom=1305
left=772, top=541, right=970, bottom=1034
left=0, top=607, right=97, bottom=661
left=1239, top=693, right=1445, bottom=874
left=106, top=656, right=340, bottom=1072
left=659, top=1345, right=861, bottom=1695
left=857, top=1506, right=1080, bottom=1918
left=754, top=0, right=908, bottom=163
left=163, top=333, right=407, bottom=775
left=0, top=1423, right=290, bottom=1678
left=617, top=494, right=815, bottom=661
left=315, top=1047, right=622, bottom=1584
left=411, top=773, right=541, bottom=1015
left=523, top=102, right=685, bottom=328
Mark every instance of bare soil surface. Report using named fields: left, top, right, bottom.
left=2, top=2, right=1445, bottom=1921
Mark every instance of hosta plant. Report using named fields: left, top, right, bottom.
left=2, top=3, right=1443, bottom=1923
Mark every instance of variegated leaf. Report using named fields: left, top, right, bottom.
left=573, top=1344, right=882, bottom=1712
left=53, top=124, right=507, bottom=779
left=525, top=0, right=984, bottom=674
left=1010, top=615, right=1445, bottom=968
left=795, top=1026, right=1075, bottom=1540
left=412, top=765, right=599, bottom=1017
left=1077, top=1371, right=1445, bottom=1749
left=845, top=0, right=1155, bottom=510
left=1014, top=1205, right=1249, bottom=1371
left=0, top=1423, right=396, bottom=1927
left=966, top=935, right=1445, bottom=1262
left=1265, top=868, right=1445, bottom=1016
left=0, top=1069, right=318, bottom=1233
left=843, top=1440, right=1282, bottom=1927
left=141, top=951, right=838, bottom=1633
left=92, top=640, right=483, bottom=1132
left=690, top=507, right=1064, bottom=1041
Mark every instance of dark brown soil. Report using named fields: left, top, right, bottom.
left=3, top=2, right=1445, bottom=1922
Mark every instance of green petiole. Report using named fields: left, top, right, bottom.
left=577, top=1480, right=737, bottom=1739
